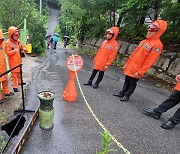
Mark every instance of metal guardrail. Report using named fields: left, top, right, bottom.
left=0, top=64, right=22, bottom=78
left=0, top=64, right=35, bottom=153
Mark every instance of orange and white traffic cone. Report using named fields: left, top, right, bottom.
left=63, top=55, right=83, bottom=102
left=63, top=71, right=77, bottom=102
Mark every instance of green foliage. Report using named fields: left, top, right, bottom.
left=47, top=0, right=61, bottom=9
left=0, top=111, right=7, bottom=121
left=27, top=2, right=47, bottom=54
left=0, top=134, right=7, bottom=153
left=59, top=0, right=123, bottom=42
left=77, top=48, right=96, bottom=57
left=97, top=131, right=116, bottom=154
left=120, top=24, right=147, bottom=42
left=0, top=0, right=47, bottom=54
left=59, top=0, right=179, bottom=50
left=158, top=0, right=180, bottom=50
left=119, top=0, right=153, bottom=41
left=54, top=25, right=61, bottom=34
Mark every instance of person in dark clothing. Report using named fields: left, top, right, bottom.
left=50, top=37, right=53, bottom=48
left=143, top=74, right=180, bottom=130
left=63, top=36, right=70, bottom=48
left=46, top=35, right=51, bottom=49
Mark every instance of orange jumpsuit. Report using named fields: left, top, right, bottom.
left=124, top=20, right=168, bottom=78
left=84, top=27, right=120, bottom=88
left=93, top=27, right=120, bottom=71
left=175, top=83, right=180, bottom=91
left=5, top=26, right=26, bottom=89
left=115, top=20, right=168, bottom=101
left=0, top=29, right=11, bottom=100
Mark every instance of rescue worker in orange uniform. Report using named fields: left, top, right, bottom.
left=0, top=29, right=14, bottom=103
left=143, top=74, right=180, bottom=130
left=113, top=20, right=167, bottom=101
left=84, top=27, right=120, bottom=89
left=5, top=26, right=27, bottom=92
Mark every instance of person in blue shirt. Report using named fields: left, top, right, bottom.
left=53, top=35, right=59, bottom=49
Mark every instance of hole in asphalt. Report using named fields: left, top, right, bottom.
left=1, top=114, right=26, bottom=138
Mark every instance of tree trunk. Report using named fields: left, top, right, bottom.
left=153, top=0, right=158, bottom=20
left=109, top=12, right=112, bottom=26
left=139, top=16, right=145, bottom=24
left=112, top=0, right=116, bottom=26
left=116, top=16, right=123, bottom=27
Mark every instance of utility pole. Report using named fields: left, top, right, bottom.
left=153, top=0, right=158, bottom=20
left=112, top=0, right=116, bottom=26
left=40, top=0, right=42, bottom=15
left=24, top=19, right=27, bottom=44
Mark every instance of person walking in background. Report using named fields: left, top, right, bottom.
left=63, top=36, right=70, bottom=48
left=0, top=29, right=14, bottom=103
left=5, top=26, right=27, bottom=92
left=84, top=27, right=120, bottom=89
left=46, top=35, right=51, bottom=49
left=143, top=74, right=180, bottom=130
left=113, top=20, right=167, bottom=101
left=52, top=34, right=59, bottom=49
left=50, top=36, right=53, bottom=48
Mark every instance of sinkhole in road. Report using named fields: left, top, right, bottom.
left=1, top=114, right=26, bottom=138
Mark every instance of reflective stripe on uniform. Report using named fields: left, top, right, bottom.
left=139, top=43, right=152, bottom=51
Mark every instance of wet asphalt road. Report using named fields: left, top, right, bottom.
left=21, top=45, right=180, bottom=154
left=46, top=7, right=59, bottom=36
left=22, top=7, right=179, bottom=154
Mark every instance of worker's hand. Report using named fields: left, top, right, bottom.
left=23, top=48, right=28, bottom=53
left=123, top=65, right=126, bottom=69
left=13, top=48, right=19, bottom=53
left=104, top=65, right=109, bottom=70
left=176, top=75, right=180, bottom=82
left=134, top=72, right=141, bottom=78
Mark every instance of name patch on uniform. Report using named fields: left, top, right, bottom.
left=139, top=43, right=152, bottom=51
left=106, top=45, right=112, bottom=50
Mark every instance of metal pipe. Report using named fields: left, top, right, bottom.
left=0, top=64, right=22, bottom=78
left=20, top=65, right=25, bottom=111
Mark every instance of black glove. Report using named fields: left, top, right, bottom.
left=20, top=50, right=25, bottom=58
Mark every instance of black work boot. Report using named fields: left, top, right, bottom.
left=13, top=88, right=19, bottom=92
left=0, top=99, right=3, bottom=104
left=19, top=82, right=26, bottom=85
left=161, top=120, right=176, bottom=130
left=113, top=91, right=124, bottom=98
left=83, top=80, right=92, bottom=86
left=93, top=83, right=99, bottom=89
left=120, top=95, right=130, bottom=102
left=5, top=92, right=14, bottom=96
left=143, top=108, right=161, bottom=119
